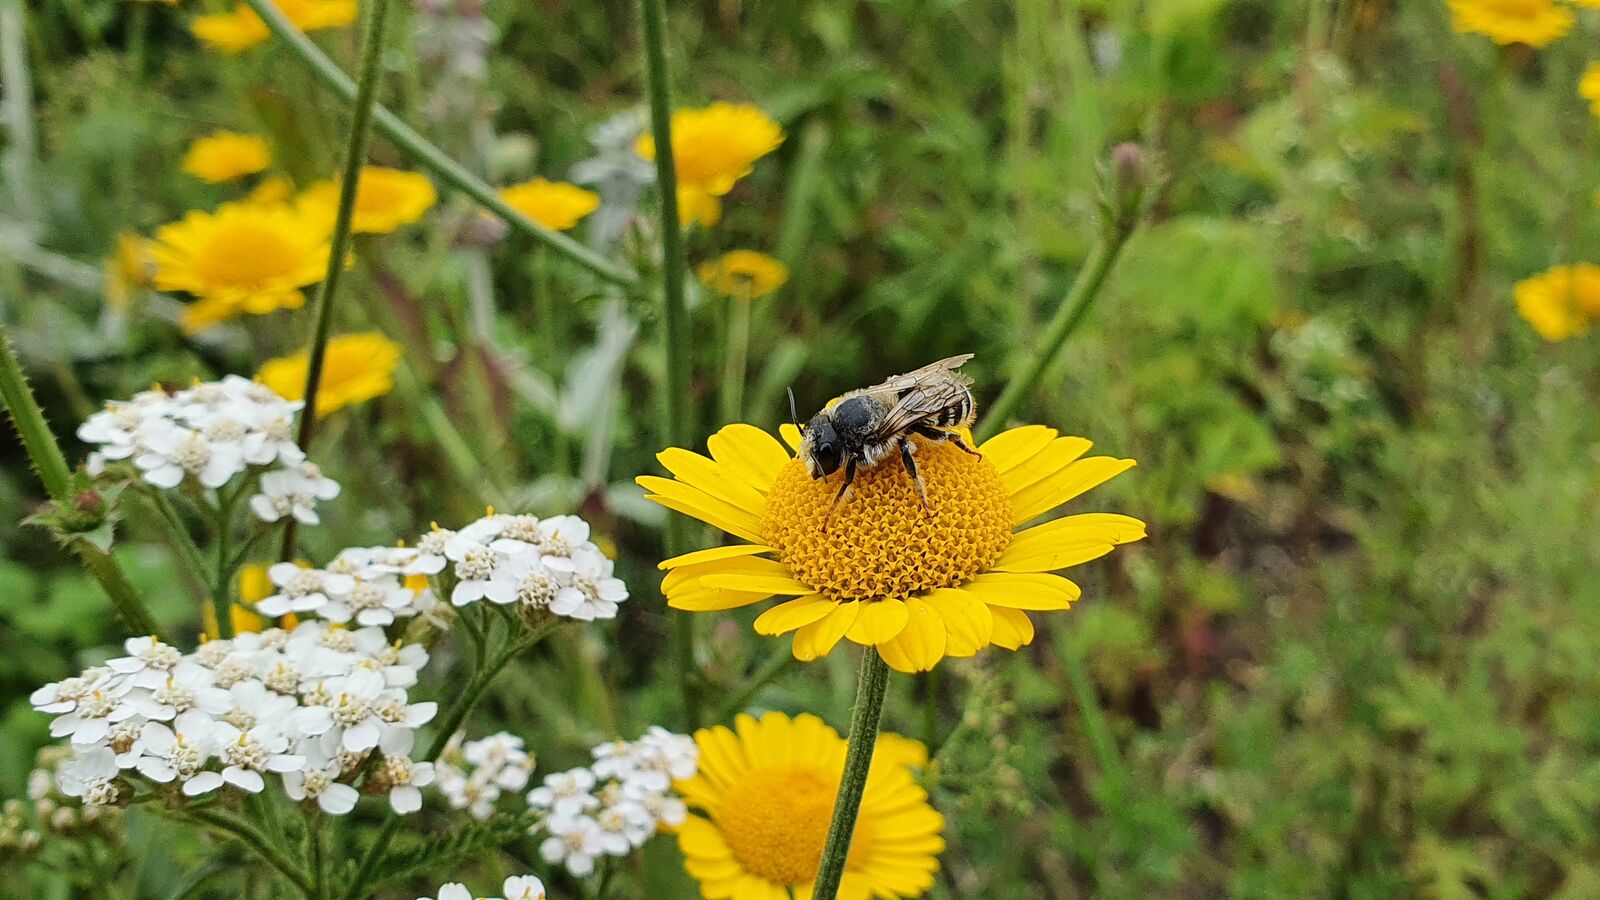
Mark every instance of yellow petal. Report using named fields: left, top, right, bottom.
left=844, top=598, right=910, bottom=646
left=667, top=586, right=772, bottom=612
left=658, top=447, right=768, bottom=514
left=638, top=475, right=767, bottom=543
left=660, top=543, right=775, bottom=570
left=779, top=422, right=803, bottom=452
left=753, top=595, right=837, bottom=636
left=678, top=815, right=733, bottom=859
left=793, top=602, right=859, bottom=661
left=706, top=423, right=790, bottom=489
left=1009, top=457, right=1137, bottom=526
left=995, top=513, right=1146, bottom=572
left=999, top=436, right=1092, bottom=496
left=701, top=573, right=816, bottom=596
left=978, top=425, right=1057, bottom=473
left=922, top=588, right=993, bottom=657
left=662, top=555, right=795, bottom=591
left=876, top=598, right=947, bottom=673
left=962, top=572, right=1080, bottom=610
left=987, top=606, right=1035, bottom=650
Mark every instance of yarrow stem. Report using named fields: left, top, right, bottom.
left=340, top=619, right=560, bottom=899
left=636, top=0, right=702, bottom=729
left=278, top=0, right=391, bottom=565
left=0, top=329, right=164, bottom=638
left=813, top=646, right=892, bottom=900
left=237, top=0, right=638, bottom=288
left=177, top=806, right=314, bottom=897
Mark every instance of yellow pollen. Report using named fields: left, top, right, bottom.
left=762, top=437, right=1012, bottom=602
left=714, top=765, right=867, bottom=886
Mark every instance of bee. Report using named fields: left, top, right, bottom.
left=793, top=354, right=981, bottom=530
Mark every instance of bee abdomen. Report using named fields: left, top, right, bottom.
left=938, top=392, right=974, bottom=427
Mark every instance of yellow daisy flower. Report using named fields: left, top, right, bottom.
left=104, top=231, right=152, bottom=314
left=1446, top=0, right=1573, bottom=47
left=698, top=250, right=790, bottom=300
left=1514, top=263, right=1600, bottom=341
left=150, top=202, right=331, bottom=334
left=180, top=131, right=272, bottom=184
left=638, top=421, right=1144, bottom=673
left=191, top=0, right=358, bottom=54
left=1581, top=62, right=1600, bottom=117
left=636, top=102, right=785, bottom=197
left=257, top=331, right=402, bottom=417
left=297, top=166, right=439, bottom=235
left=497, top=178, right=600, bottom=231
left=674, top=712, right=944, bottom=900
left=677, top=184, right=722, bottom=228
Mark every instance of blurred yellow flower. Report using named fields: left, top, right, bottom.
left=204, top=564, right=298, bottom=638
left=258, top=331, right=402, bottom=417
left=247, top=176, right=298, bottom=206
left=104, top=232, right=152, bottom=313
left=1447, top=0, right=1573, bottom=47
left=674, top=712, right=943, bottom=899
left=697, top=250, right=789, bottom=300
left=497, top=178, right=600, bottom=231
left=677, top=184, right=722, bottom=228
left=298, top=166, right=439, bottom=235
left=636, top=102, right=784, bottom=197
left=1581, top=62, right=1600, bottom=117
left=191, top=0, right=357, bottom=54
left=639, top=423, right=1143, bottom=672
left=150, top=202, right=331, bottom=334
left=180, top=131, right=272, bottom=183
left=1514, top=263, right=1600, bottom=341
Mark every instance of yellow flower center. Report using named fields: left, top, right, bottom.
left=714, top=765, right=866, bottom=886
left=762, top=437, right=1012, bottom=602
left=197, top=222, right=302, bottom=286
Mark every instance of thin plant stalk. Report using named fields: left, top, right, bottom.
left=637, top=0, right=701, bottom=727
left=340, top=618, right=559, bottom=898
left=812, top=647, right=893, bottom=900
left=976, top=234, right=1128, bottom=442
left=0, top=330, right=164, bottom=638
left=279, top=0, right=392, bottom=562
left=721, top=291, right=752, bottom=424
left=238, top=0, right=637, bottom=288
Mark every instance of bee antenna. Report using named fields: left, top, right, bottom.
left=788, top=386, right=802, bottom=432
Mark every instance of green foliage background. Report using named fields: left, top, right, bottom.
left=4, top=0, right=1600, bottom=897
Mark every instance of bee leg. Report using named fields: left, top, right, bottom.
left=900, top=439, right=931, bottom=511
left=822, top=457, right=857, bottom=533
left=915, top=425, right=981, bottom=457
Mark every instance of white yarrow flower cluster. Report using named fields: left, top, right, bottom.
left=76, top=376, right=340, bottom=525
left=434, top=731, right=536, bottom=820
left=528, top=727, right=697, bottom=877
left=423, top=512, right=629, bottom=621
left=419, top=875, right=546, bottom=900
left=255, top=546, right=436, bottom=626
left=29, top=624, right=436, bottom=815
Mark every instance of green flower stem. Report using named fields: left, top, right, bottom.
left=178, top=807, right=313, bottom=897
left=0, top=330, right=164, bottom=638
left=637, top=0, right=702, bottom=729
left=341, top=619, right=559, bottom=899
left=278, top=0, right=391, bottom=562
left=720, top=293, right=752, bottom=425
left=211, top=487, right=246, bottom=639
left=143, top=489, right=210, bottom=590
left=813, top=647, right=892, bottom=900
left=713, top=646, right=795, bottom=722
left=238, top=0, right=637, bottom=288
left=975, top=227, right=1133, bottom=443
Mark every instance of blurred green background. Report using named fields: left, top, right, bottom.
left=5, top=0, right=1600, bottom=896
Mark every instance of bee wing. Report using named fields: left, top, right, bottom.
left=871, top=376, right=972, bottom=442
left=871, top=354, right=975, bottom=396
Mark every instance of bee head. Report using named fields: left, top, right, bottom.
left=801, top=415, right=842, bottom=479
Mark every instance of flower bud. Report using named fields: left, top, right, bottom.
left=1105, top=142, right=1149, bottom=232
